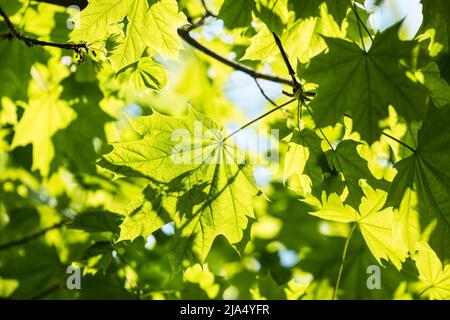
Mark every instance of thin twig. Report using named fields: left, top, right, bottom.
left=274, top=15, right=414, bottom=156
left=0, top=220, right=70, bottom=251
left=343, top=113, right=416, bottom=152
left=272, top=2, right=411, bottom=153
left=354, top=6, right=367, bottom=52
left=351, top=3, right=374, bottom=42
left=417, top=285, right=433, bottom=299
left=0, top=5, right=90, bottom=58
left=304, top=102, right=335, bottom=151
left=254, top=78, right=278, bottom=106
left=381, top=131, right=416, bottom=153
left=223, top=98, right=296, bottom=142
left=177, top=26, right=294, bottom=86
left=297, top=100, right=302, bottom=131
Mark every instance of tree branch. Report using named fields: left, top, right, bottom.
left=177, top=26, right=294, bottom=87
left=272, top=32, right=300, bottom=89
left=0, top=220, right=69, bottom=251
left=304, top=101, right=335, bottom=151
left=0, top=5, right=90, bottom=58
left=22, top=1, right=293, bottom=87
left=31, top=0, right=88, bottom=9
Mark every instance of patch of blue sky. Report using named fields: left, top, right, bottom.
left=364, top=0, right=423, bottom=39
left=161, top=222, right=175, bottom=236
left=123, top=103, right=142, bottom=116
left=278, top=249, right=299, bottom=268
left=225, top=70, right=282, bottom=119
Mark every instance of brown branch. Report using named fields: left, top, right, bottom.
left=31, top=0, right=88, bottom=9
left=30, top=0, right=410, bottom=153
left=272, top=32, right=300, bottom=89
left=0, top=5, right=90, bottom=58
left=273, top=21, right=413, bottom=153
left=20, top=1, right=293, bottom=87
left=254, top=78, right=278, bottom=106
left=177, top=26, right=294, bottom=86
left=0, top=220, right=70, bottom=251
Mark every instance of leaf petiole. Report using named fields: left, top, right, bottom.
left=222, top=98, right=296, bottom=142
left=333, top=222, right=358, bottom=300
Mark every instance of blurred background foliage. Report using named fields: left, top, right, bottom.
left=0, top=0, right=449, bottom=300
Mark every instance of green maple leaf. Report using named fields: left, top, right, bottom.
left=241, top=24, right=277, bottom=62
left=255, top=0, right=289, bottom=35
left=73, top=0, right=185, bottom=71
left=386, top=104, right=450, bottom=260
left=70, top=211, right=123, bottom=233
left=285, top=12, right=342, bottom=64
left=99, top=108, right=259, bottom=267
left=290, top=0, right=350, bottom=24
left=11, top=89, right=76, bottom=176
left=219, top=0, right=255, bottom=29
left=0, top=41, right=47, bottom=101
left=422, top=62, right=450, bottom=107
left=309, top=181, right=408, bottom=270
left=52, top=76, right=114, bottom=174
left=258, top=273, right=287, bottom=299
left=71, top=0, right=129, bottom=43
left=99, top=108, right=205, bottom=182
left=392, top=188, right=421, bottom=255
left=283, top=129, right=327, bottom=196
left=145, top=0, right=187, bottom=59
left=414, top=241, right=450, bottom=300
left=117, top=185, right=169, bottom=242
left=128, top=57, right=167, bottom=91
left=0, top=242, right=65, bottom=299
left=304, top=24, right=429, bottom=143
left=329, top=139, right=388, bottom=208
left=299, top=229, right=411, bottom=299
left=109, top=0, right=149, bottom=71
left=3, top=0, right=450, bottom=300
left=0, top=0, right=22, bottom=15
left=421, top=0, right=450, bottom=54
left=243, top=6, right=342, bottom=65
left=316, top=140, right=389, bottom=209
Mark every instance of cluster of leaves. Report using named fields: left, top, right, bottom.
left=0, top=0, right=449, bottom=300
